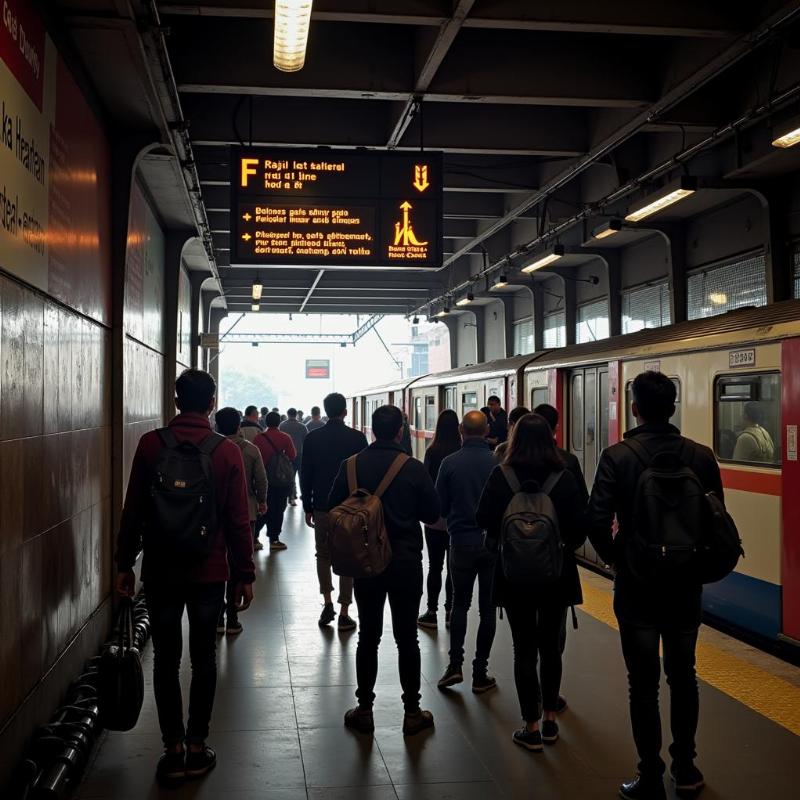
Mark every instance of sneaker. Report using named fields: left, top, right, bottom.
left=185, top=745, right=216, bottom=779
left=541, top=719, right=559, bottom=744
left=226, top=621, right=243, bottom=635
left=437, top=664, right=464, bottom=689
left=319, top=603, right=336, bottom=626
left=472, top=674, right=497, bottom=694
left=156, top=750, right=185, bottom=783
left=670, top=763, right=705, bottom=796
left=216, top=622, right=226, bottom=635
left=403, top=709, right=434, bottom=736
left=338, top=614, right=357, bottom=632
left=254, top=540, right=264, bottom=551
left=270, top=540, right=288, bottom=551
left=289, top=499, right=298, bottom=507
left=556, top=695, right=568, bottom=714
left=512, top=727, right=543, bottom=752
left=417, top=611, right=438, bottom=629
left=344, top=706, right=375, bottom=734
left=619, top=774, right=666, bottom=800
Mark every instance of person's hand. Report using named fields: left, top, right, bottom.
left=305, top=512, right=315, bottom=528
left=258, top=501, right=267, bottom=514
left=115, top=570, right=135, bottom=598
left=234, top=582, right=254, bottom=611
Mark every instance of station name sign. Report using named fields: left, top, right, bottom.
left=230, top=147, right=443, bottom=268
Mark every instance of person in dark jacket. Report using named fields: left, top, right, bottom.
left=485, top=394, right=508, bottom=448
left=476, top=413, right=586, bottom=753
left=254, top=414, right=297, bottom=551
left=240, top=405, right=263, bottom=442
left=493, top=406, right=529, bottom=463
left=328, top=405, right=440, bottom=737
left=400, top=411, right=413, bottom=455
left=436, top=410, right=498, bottom=694
left=417, top=409, right=460, bottom=630
left=588, top=371, right=723, bottom=800
left=115, top=370, right=255, bottom=784
left=301, top=392, right=367, bottom=631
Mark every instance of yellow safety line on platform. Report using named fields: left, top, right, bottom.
left=580, top=581, right=800, bottom=738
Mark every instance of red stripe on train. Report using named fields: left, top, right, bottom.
left=720, top=468, right=781, bottom=496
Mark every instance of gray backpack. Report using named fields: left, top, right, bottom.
left=499, top=467, right=565, bottom=590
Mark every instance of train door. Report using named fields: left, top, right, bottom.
left=443, top=384, right=458, bottom=413
left=569, top=365, right=609, bottom=564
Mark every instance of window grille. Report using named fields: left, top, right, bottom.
left=543, top=311, right=565, bottom=348
left=513, top=317, right=534, bottom=354
left=687, top=253, right=766, bottom=320
left=622, top=282, right=671, bottom=333
left=793, top=246, right=800, bottom=299
left=576, top=299, right=609, bottom=344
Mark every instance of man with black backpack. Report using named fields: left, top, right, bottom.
left=328, top=405, right=441, bottom=737
left=115, top=369, right=255, bottom=784
left=588, top=371, right=726, bottom=800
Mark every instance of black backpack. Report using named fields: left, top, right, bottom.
left=261, top=434, right=295, bottom=489
left=624, top=437, right=743, bottom=583
left=146, top=428, right=224, bottom=559
left=499, top=467, right=565, bottom=590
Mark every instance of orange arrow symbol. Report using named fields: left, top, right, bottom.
left=242, top=212, right=252, bottom=221
left=242, top=233, right=252, bottom=241
left=413, top=165, right=430, bottom=192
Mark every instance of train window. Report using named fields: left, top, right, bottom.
left=414, top=397, right=423, bottom=431
left=572, top=374, right=584, bottom=451
left=444, top=386, right=458, bottom=412
left=714, top=373, right=781, bottom=465
left=425, top=395, right=436, bottom=430
left=462, top=391, right=478, bottom=412
left=531, top=387, right=548, bottom=409
left=625, top=377, right=682, bottom=431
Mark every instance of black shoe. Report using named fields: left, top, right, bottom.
left=437, top=664, right=464, bottom=689
left=512, top=727, right=543, bottom=752
left=541, top=719, right=559, bottom=744
left=556, top=695, right=568, bottom=714
left=471, top=674, right=497, bottom=694
left=226, top=621, right=243, bottom=635
left=403, top=709, right=434, bottom=736
left=216, top=621, right=226, bottom=635
left=338, top=614, right=357, bottom=632
left=185, top=745, right=216, bottom=779
left=670, top=763, right=705, bottom=796
left=319, top=603, right=336, bottom=626
left=619, top=774, right=666, bottom=800
left=417, top=611, right=438, bottom=629
left=270, top=540, right=287, bottom=551
left=156, top=751, right=185, bottom=783
left=344, top=706, right=375, bottom=734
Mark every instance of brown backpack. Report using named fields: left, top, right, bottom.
left=328, top=453, right=409, bottom=579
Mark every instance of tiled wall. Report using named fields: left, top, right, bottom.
left=0, top=275, right=112, bottom=728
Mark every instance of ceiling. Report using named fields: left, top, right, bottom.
left=51, top=1, right=800, bottom=315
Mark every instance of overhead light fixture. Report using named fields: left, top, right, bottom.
left=709, top=291, right=728, bottom=305
left=625, top=176, right=696, bottom=223
left=491, top=273, right=508, bottom=290
left=251, top=303, right=260, bottom=312
left=434, top=303, right=451, bottom=318
left=273, top=0, right=314, bottom=73
left=456, top=291, right=474, bottom=307
left=772, top=114, right=800, bottom=148
left=412, top=316, right=419, bottom=325
left=592, top=219, right=623, bottom=240
left=252, top=280, right=263, bottom=301
left=521, top=244, right=565, bottom=274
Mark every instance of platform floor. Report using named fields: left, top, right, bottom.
left=77, top=506, right=800, bottom=800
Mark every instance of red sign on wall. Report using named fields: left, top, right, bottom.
left=306, top=359, right=331, bottom=379
left=0, top=0, right=45, bottom=109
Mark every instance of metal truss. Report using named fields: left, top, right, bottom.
left=219, top=314, right=385, bottom=346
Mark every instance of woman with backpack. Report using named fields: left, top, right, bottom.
left=417, top=409, right=461, bottom=630
left=476, top=412, right=587, bottom=752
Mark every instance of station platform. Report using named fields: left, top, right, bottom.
left=77, top=507, right=800, bottom=800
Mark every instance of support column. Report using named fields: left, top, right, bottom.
left=606, top=252, right=623, bottom=338
left=189, top=270, right=207, bottom=369
left=759, top=183, right=793, bottom=303
left=441, top=315, right=459, bottom=369
left=500, top=296, right=516, bottom=358
left=533, top=284, right=544, bottom=352
left=655, top=223, right=687, bottom=324
left=207, top=308, right=228, bottom=393
left=164, top=232, right=190, bottom=417
left=473, top=306, right=486, bottom=364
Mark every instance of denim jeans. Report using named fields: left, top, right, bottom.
left=423, top=527, right=452, bottom=615
left=353, top=561, right=423, bottom=712
left=448, top=544, right=497, bottom=677
left=145, top=581, right=225, bottom=746
left=618, top=614, right=700, bottom=777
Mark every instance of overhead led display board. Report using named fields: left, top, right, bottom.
left=230, top=147, right=443, bottom=268
left=305, top=359, right=331, bottom=379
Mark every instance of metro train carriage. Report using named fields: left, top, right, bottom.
left=350, top=300, right=800, bottom=651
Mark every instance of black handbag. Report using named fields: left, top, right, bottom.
left=97, top=598, right=145, bottom=731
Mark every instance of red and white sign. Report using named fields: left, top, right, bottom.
left=0, top=0, right=45, bottom=109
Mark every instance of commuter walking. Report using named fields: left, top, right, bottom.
left=115, top=370, right=255, bottom=784
left=435, top=410, right=498, bottom=693
left=328, top=405, right=440, bottom=736
left=280, top=408, right=307, bottom=506
left=400, top=411, right=413, bottom=455
left=300, top=392, right=367, bottom=631
left=259, top=406, right=269, bottom=429
left=485, top=395, right=508, bottom=448
left=588, top=371, right=724, bottom=800
left=240, top=405, right=263, bottom=442
left=255, top=412, right=297, bottom=550
left=476, top=413, right=586, bottom=752
left=306, top=405, right=325, bottom=432
left=493, top=406, right=529, bottom=462
left=417, top=409, right=460, bottom=630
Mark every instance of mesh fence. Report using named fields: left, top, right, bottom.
left=622, top=282, right=672, bottom=333
left=687, top=252, right=767, bottom=319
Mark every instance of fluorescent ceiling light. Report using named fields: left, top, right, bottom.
left=434, top=306, right=450, bottom=318
left=251, top=303, right=260, bottom=312
left=772, top=115, right=800, bottom=148
left=456, top=292, right=474, bottom=307
left=592, top=219, right=623, bottom=239
left=709, top=292, right=728, bottom=305
left=521, top=244, right=565, bottom=274
left=274, top=0, right=314, bottom=73
left=491, top=273, right=508, bottom=290
left=625, top=177, right=696, bottom=223
left=252, top=281, right=263, bottom=300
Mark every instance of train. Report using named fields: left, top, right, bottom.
left=348, top=300, right=800, bottom=652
